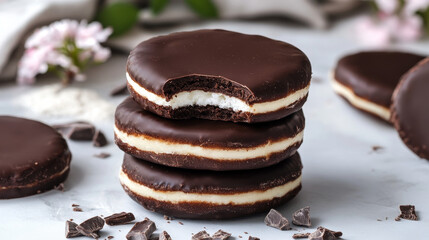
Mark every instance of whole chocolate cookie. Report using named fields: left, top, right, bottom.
left=391, top=58, right=429, bottom=160
left=333, top=51, right=425, bottom=121
left=114, top=97, right=305, bottom=171
left=126, top=29, right=312, bottom=123
left=119, top=153, right=303, bottom=219
left=0, top=116, right=71, bottom=199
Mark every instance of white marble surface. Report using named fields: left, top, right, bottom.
left=0, top=17, right=429, bottom=239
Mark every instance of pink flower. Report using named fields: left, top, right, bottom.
left=376, top=0, right=398, bottom=14
left=17, top=19, right=112, bottom=85
left=404, top=0, right=429, bottom=15
left=355, top=17, right=391, bottom=47
left=387, top=15, right=423, bottom=42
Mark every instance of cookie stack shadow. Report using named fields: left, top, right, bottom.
left=113, top=29, right=312, bottom=219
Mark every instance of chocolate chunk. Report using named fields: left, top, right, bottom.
left=126, top=218, right=156, bottom=240
left=65, top=220, right=82, bottom=238
left=372, top=145, right=384, bottom=152
left=163, top=215, right=173, bottom=220
left=248, top=237, right=260, bottom=240
left=192, top=231, right=212, bottom=240
left=94, top=152, right=111, bottom=158
left=293, top=233, right=311, bottom=239
left=93, top=130, right=108, bottom=147
left=73, top=207, right=83, bottom=212
left=111, top=83, right=129, bottom=96
left=105, top=212, right=135, bottom=225
left=55, top=183, right=65, bottom=192
left=53, top=121, right=95, bottom=141
left=178, top=221, right=184, bottom=225
left=292, top=206, right=311, bottom=227
left=264, top=209, right=291, bottom=230
left=212, top=229, right=231, bottom=240
left=76, top=216, right=105, bottom=239
left=309, top=228, right=335, bottom=240
left=160, top=231, right=172, bottom=240
left=108, top=236, right=114, bottom=239
left=72, top=204, right=79, bottom=207
left=398, top=205, right=418, bottom=220
left=313, top=227, right=342, bottom=239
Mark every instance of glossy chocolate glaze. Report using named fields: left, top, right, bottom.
left=334, top=51, right=425, bottom=107
left=392, top=58, right=429, bottom=160
left=0, top=116, right=71, bottom=191
left=122, top=153, right=302, bottom=194
left=115, top=97, right=305, bottom=148
left=126, top=29, right=311, bottom=103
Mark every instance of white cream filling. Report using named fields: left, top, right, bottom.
left=114, top=125, right=303, bottom=161
left=126, top=72, right=309, bottom=114
left=119, top=169, right=301, bottom=205
left=331, top=78, right=391, bottom=121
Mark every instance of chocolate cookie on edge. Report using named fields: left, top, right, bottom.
left=119, top=153, right=303, bottom=219
left=391, top=58, right=429, bottom=160
left=114, top=97, right=305, bottom=171
left=332, top=51, right=425, bottom=121
left=0, top=116, right=71, bottom=199
left=126, top=29, right=312, bottom=123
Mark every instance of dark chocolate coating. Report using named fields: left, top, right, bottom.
left=0, top=116, right=71, bottom=199
left=115, top=97, right=305, bottom=148
left=122, top=153, right=302, bottom=194
left=122, top=183, right=301, bottom=219
left=121, top=153, right=302, bottom=219
left=334, top=51, right=425, bottom=108
left=391, top=58, right=429, bottom=160
left=115, top=97, right=304, bottom=170
left=127, top=29, right=312, bottom=103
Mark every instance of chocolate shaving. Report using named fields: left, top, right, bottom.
left=264, top=209, right=291, bottom=230
left=372, top=145, right=384, bottom=152
left=212, top=229, right=231, bottom=240
left=76, top=216, right=105, bottom=239
left=293, top=233, right=311, bottom=239
left=65, top=220, right=82, bottom=238
left=398, top=205, right=418, bottom=220
left=248, top=237, right=260, bottom=240
left=292, top=206, right=311, bottom=227
left=108, top=236, right=114, bottom=239
left=72, top=204, right=79, bottom=207
left=94, top=152, right=111, bottom=158
left=105, top=212, right=135, bottom=226
left=126, top=218, right=156, bottom=240
left=110, top=84, right=129, bottom=96
left=192, top=231, right=211, bottom=240
left=163, top=215, right=173, bottom=220
left=160, top=231, right=172, bottom=240
left=93, top=130, right=108, bottom=147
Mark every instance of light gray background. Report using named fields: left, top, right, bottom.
left=0, top=18, right=428, bottom=239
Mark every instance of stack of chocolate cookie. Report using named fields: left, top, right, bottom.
left=114, top=29, right=312, bottom=219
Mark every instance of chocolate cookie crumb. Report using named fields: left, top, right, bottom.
left=212, top=230, right=231, bottom=240
left=160, top=231, right=172, bottom=240
left=93, top=130, right=108, bottom=147
left=192, top=230, right=211, bottom=240
left=73, top=207, right=83, bottom=212
left=248, top=237, right=260, bottom=240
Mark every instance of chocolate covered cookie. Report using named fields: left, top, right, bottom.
left=391, top=58, right=429, bottom=160
left=115, top=97, right=305, bottom=171
left=0, top=116, right=71, bottom=199
left=332, top=51, right=425, bottom=121
left=119, top=153, right=303, bottom=219
left=126, top=29, right=312, bottom=123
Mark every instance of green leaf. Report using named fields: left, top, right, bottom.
left=95, top=2, right=139, bottom=37
left=185, top=0, right=218, bottom=19
left=150, top=0, right=169, bottom=15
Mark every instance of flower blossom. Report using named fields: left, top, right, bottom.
left=18, top=19, right=112, bottom=84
